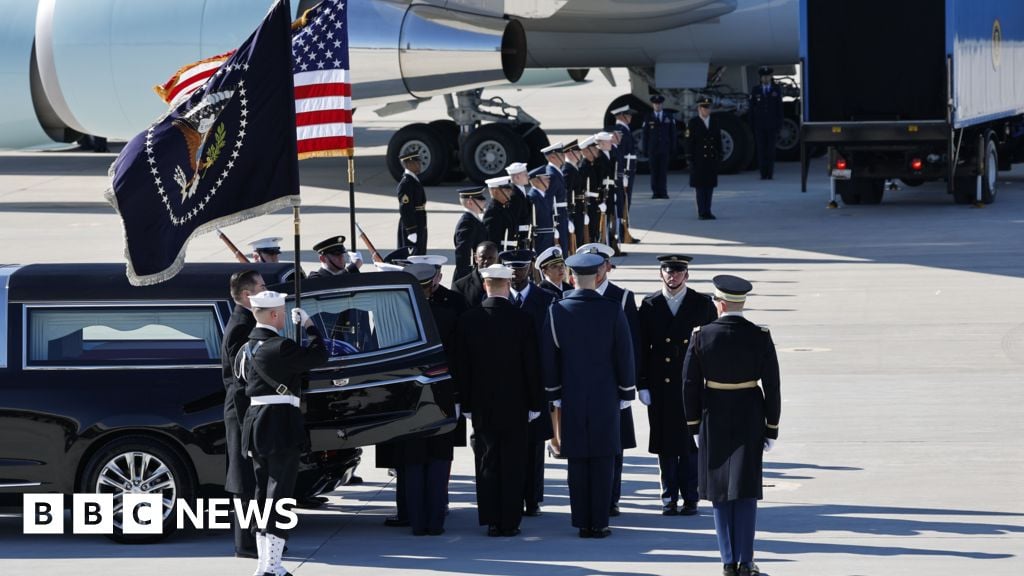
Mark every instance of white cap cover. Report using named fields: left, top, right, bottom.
left=249, top=290, right=288, bottom=308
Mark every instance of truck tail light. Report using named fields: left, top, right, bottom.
left=423, top=365, right=449, bottom=378
left=835, top=157, right=848, bottom=170
left=910, top=158, right=923, bottom=171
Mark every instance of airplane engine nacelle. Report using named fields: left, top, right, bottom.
left=28, top=0, right=526, bottom=142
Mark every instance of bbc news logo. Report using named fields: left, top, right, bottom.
left=23, top=494, right=298, bottom=535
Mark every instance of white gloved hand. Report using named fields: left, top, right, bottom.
left=554, top=229, right=560, bottom=241
left=528, top=411, right=541, bottom=422
left=291, top=307, right=311, bottom=327
left=598, top=202, right=607, bottom=213
left=347, top=251, right=363, bottom=263
left=764, top=438, right=776, bottom=452
left=568, top=221, right=576, bottom=234
left=638, top=389, right=651, bottom=406
left=463, top=412, right=472, bottom=421
left=552, top=400, right=562, bottom=409
left=693, top=434, right=700, bottom=449
left=407, top=233, right=418, bottom=243
left=584, top=214, right=590, bottom=226
left=455, top=403, right=461, bottom=419
left=619, top=400, right=631, bottom=410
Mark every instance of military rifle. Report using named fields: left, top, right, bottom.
left=621, top=154, right=637, bottom=244
left=354, top=222, right=385, bottom=264
left=216, top=228, right=250, bottom=263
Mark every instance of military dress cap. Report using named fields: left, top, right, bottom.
left=575, top=242, right=614, bottom=259
left=609, top=105, right=637, bottom=116
left=480, top=263, right=514, bottom=279
left=565, top=253, right=604, bottom=275
left=249, top=237, right=282, bottom=253
left=383, top=246, right=413, bottom=263
left=658, top=254, right=693, bottom=270
left=595, top=131, right=614, bottom=141
left=249, top=290, right=287, bottom=309
left=485, top=175, right=512, bottom=188
left=712, top=274, right=753, bottom=303
left=540, top=142, right=564, bottom=154
left=697, top=96, right=712, bottom=107
left=458, top=185, right=486, bottom=199
left=313, top=235, right=347, bottom=254
left=499, top=249, right=535, bottom=268
left=403, top=263, right=437, bottom=286
left=375, top=262, right=405, bottom=272
left=579, top=136, right=597, bottom=148
left=400, top=151, right=421, bottom=162
left=505, top=162, right=529, bottom=175
left=528, top=166, right=549, bottom=179
left=758, top=66, right=774, bottom=76
left=649, top=94, right=665, bottom=104
left=562, top=139, right=579, bottom=153
left=537, top=246, right=564, bottom=268
left=407, top=254, right=447, bottom=267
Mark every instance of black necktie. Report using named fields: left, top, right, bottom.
left=514, top=293, right=523, bottom=307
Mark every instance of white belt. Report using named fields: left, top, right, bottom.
left=554, top=202, right=568, bottom=208
left=518, top=225, right=531, bottom=232
left=585, top=192, right=600, bottom=198
left=250, top=395, right=300, bottom=407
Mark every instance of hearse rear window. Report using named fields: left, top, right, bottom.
left=26, top=306, right=222, bottom=367
left=284, top=287, right=422, bottom=358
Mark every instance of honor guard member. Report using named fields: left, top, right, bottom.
left=593, top=132, right=625, bottom=255
left=505, top=162, right=534, bottom=248
left=308, top=235, right=361, bottom=278
left=682, top=275, right=781, bottom=576
left=453, top=186, right=489, bottom=281
left=500, top=249, right=556, bottom=517
left=577, top=137, right=600, bottom=245
left=637, top=255, right=717, bottom=516
left=454, top=264, right=544, bottom=537
left=235, top=291, right=328, bottom=576
left=541, top=142, right=570, bottom=253
left=686, top=97, right=723, bottom=220
left=610, top=105, right=638, bottom=210
left=642, top=95, right=677, bottom=199
left=537, top=246, right=572, bottom=295
left=540, top=253, right=636, bottom=538
left=527, top=166, right=556, bottom=253
left=749, top=66, right=783, bottom=180
left=250, top=237, right=283, bottom=263
left=452, top=240, right=499, bottom=307
left=222, top=270, right=265, bottom=558
left=575, top=243, right=638, bottom=516
left=560, top=140, right=582, bottom=250
left=397, top=152, right=428, bottom=255
left=482, top=176, right=520, bottom=254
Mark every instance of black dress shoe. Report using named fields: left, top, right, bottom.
left=651, top=194, right=669, bottom=199
left=706, top=213, right=717, bottom=220
left=738, top=562, right=761, bottom=576
left=427, top=528, right=445, bottom=536
left=384, top=516, right=410, bottom=527
left=608, top=504, right=620, bottom=517
left=234, top=547, right=258, bottom=559
left=523, top=506, right=541, bottom=517
left=578, top=528, right=592, bottom=538
left=661, top=503, right=678, bottom=516
left=680, top=500, right=699, bottom=516
left=487, top=525, right=501, bottom=537
left=412, top=528, right=428, bottom=536
left=346, top=475, right=364, bottom=485
left=723, top=563, right=739, bottom=576
left=500, top=528, right=521, bottom=537
left=295, top=495, right=327, bottom=509
left=591, top=527, right=612, bottom=538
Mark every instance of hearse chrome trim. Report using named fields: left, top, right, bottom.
left=0, top=481, right=43, bottom=488
left=0, top=265, right=24, bottom=368
left=309, top=372, right=451, bottom=394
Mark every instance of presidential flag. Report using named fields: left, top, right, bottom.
left=107, top=0, right=299, bottom=286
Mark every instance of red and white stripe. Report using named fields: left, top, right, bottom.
left=154, top=51, right=234, bottom=107
left=294, top=68, right=353, bottom=159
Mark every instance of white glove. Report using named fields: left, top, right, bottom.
left=455, top=403, right=461, bottom=419
left=554, top=229, right=560, bottom=240
left=598, top=202, right=607, bottom=213
left=407, top=233, right=418, bottom=243
left=764, top=438, right=775, bottom=452
left=347, top=251, right=363, bottom=263
left=693, top=434, right=700, bottom=449
left=528, top=411, right=540, bottom=422
left=638, top=389, right=651, bottom=406
left=463, top=412, right=472, bottom=421
left=568, top=221, right=575, bottom=234
left=552, top=400, right=562, bottom=408
left=584, top=214, right=590, bottom=225
left=291, top=307, right=312, bottom=327
left=619, top=400, right=631, bottom=410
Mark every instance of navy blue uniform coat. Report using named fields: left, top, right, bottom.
left=221, top=304, right=255, bottom=495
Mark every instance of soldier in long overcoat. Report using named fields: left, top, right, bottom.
left=686, top=97, right=723, bottom=220
left=682, top=275, right=781, bottom=576
left=749, top=66, right=784, bottom=180
left=396, top=152, right=427, bottom=255
left=636, top=255, right=716, bottom=516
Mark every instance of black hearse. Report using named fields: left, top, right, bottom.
left=0, top=263, right=455, bottom=541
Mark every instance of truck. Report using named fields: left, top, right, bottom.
left=798, top=0, right=1024, bottom=205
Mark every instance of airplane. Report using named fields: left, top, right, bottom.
left=2, top=0, right=800, bottom=184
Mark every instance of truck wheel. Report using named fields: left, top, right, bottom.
left=835, top=179, right=861, bottom=205
left=387, top=123, right=449, bottom=186
left=981, top=135, right=998, bottom=204
left=427, top=120, right=464, bottom=182
left=81, top=435, right=195, bottom=543
left=460, top=124, right=529, bottom=184
left=857, top=178, right=885, bottom=204
left=775, top=116, right=802, bottom=161
left=715, top=113, right=754, bottom=174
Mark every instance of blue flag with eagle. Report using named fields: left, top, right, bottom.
left=106, top=0, right=298, bottom=286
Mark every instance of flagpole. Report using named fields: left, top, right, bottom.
left=347, top=151, right=357, bottom=254
left=293, top=204, right=302, bottom=312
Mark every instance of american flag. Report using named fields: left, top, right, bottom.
left=154, top=0, right=353, bottom=160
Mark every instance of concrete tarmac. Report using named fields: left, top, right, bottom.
left=1, top=71, right=1023, bottom=575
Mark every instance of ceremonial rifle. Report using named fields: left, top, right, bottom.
left=354, top=222, right=385, bottom=264
left=216, top=228, right=250, bottom=263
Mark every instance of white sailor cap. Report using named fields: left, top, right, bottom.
left=540, top=142, right=565, bottom=154
left=505, top=162, right=529, bottom=175
left=249, top=237, right=282, bottom=252
left=485, top=175, right=512, bottom=188
left=595, top=131, right=614, bottom=142
left=610, top=105, right=637, bottom=116
left=249, top=290, right=287, bottom=309
left=579, top=136, right=597, bottom=148
left=537, top=246, right=564, bottom=268
left=575, top=242, right=614, bottom=259
left=407, top=254, right=447, bottom=267
left=375, top=262, right=406, bottom=272
left=480, top=264, right=514, bottom=279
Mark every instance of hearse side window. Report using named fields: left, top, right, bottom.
left=284, top=288, right=422, bottom=358
left=26, top=306, right=222, bottom=367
